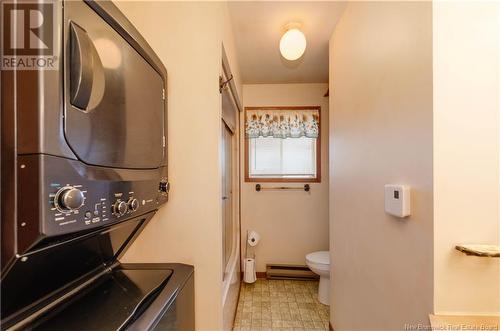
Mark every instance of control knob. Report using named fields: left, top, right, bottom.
left=159, top=180, right=170, bottom=194
left=54, top=186, right=85, bottom=212
left=128, top=198, right=139, bottom=212
left=113, top=200, right=128, bottom=216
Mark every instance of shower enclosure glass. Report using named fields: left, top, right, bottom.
left=220, top=66, right=241, bottom=331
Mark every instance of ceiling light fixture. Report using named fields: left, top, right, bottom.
left=279, top=23, right=306, bottom=61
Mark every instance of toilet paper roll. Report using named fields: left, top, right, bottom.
left=244, top=258, right=256, bottom=283
left=247, top=230, right=261, bottom=247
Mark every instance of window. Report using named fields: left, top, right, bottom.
left=244, top=106, right=321, bottom=182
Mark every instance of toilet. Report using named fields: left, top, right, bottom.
left=306, top=251, right=330, bottom=305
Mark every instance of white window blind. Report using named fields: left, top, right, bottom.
left=248, top=137, right=317, bottom=179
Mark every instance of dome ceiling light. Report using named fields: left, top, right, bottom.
left=279, top=23, right=307, bottom=61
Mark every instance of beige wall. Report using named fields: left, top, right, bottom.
left=433, top=1, right=500, bottom=315
left=222, top=5, right=243, bottom=105
left=114, top=2, right=241, bottom=330
left=240, top=83, right=329, bottom=272
left=329, top=2, right=434, bottom=330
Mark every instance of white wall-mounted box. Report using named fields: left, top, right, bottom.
left=384, top=184, right=411, bottom=218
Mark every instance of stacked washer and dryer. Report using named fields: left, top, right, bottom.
left=0, top=1, right=194, bottom=330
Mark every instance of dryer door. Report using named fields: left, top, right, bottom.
left=63, top=1, right=165, bottom=169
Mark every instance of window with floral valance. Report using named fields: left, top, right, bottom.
left=244, top=106, right=321, bottom=183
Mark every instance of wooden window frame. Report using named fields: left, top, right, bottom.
left=244, top=106, right=321, bottom=183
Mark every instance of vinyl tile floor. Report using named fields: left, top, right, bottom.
left=233, top=279, right=330, bottom=331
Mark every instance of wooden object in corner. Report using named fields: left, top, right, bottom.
left=429, top=315, right=500, bottom=330
left=455, top=244, right=500, bottom=257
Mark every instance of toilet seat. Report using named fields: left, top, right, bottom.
left=306, top=251, right=329, bottom=265
left=306, top=251, right=330, bottom=272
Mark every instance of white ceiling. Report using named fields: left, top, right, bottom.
left=228, top=1, right=346, bottom=84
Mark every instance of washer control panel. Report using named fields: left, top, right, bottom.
left=38, top=156, right=168, bottom=237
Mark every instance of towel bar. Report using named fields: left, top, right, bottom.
left=255, top=184, right=310, bottom=192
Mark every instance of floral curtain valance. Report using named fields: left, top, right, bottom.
left=245, top=108, right=320, bottom=139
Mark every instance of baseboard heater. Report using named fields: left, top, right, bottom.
left=266, top=264, right=319, bottom=280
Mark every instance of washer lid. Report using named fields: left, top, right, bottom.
left=306, top=251, right=330, bottom=265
